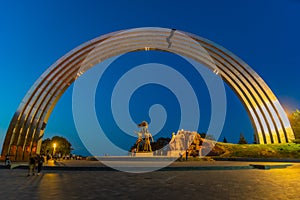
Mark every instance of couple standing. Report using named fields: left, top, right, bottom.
left=27, top=154, right=44, bottom=176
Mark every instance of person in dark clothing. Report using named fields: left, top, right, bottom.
left=179, top=152, right=183, bottom=161
left=186, top=150, right=189, bottom=161
left=46, top=154, right=50, bottom=164
left=27, top=155, right=37, bottom=176
left=4, top=155, right=11, bottom=169
left=36, top=154, right=44, bottom=175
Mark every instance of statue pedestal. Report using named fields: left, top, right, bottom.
left=167, top=150, right=185, bottom=157
left=135, top=152, right=153, bottom=157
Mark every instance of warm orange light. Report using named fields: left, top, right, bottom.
left=53, top=143, right=57, bottom=155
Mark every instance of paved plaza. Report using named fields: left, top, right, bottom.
left=0, top=160, right=300, bottom=200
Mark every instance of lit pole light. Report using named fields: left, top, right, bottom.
left=53, top=143, right=57, bottom=156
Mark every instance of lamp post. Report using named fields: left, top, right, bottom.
left=53, top=143, right=57, bottom=156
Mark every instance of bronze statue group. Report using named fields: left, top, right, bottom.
left=134, top=121, right=154, bottom=152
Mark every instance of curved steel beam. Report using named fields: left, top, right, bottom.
left=1, top=27, right=294, bottom=161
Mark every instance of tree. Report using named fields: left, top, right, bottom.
left=151, top=137, right=171, bottom=151
left=41, top=138, right=52, bottom=155
left=238, top=133, right=248, bottom=144
left=222, top=137, right=228, bottom=143
left=41, top=136, right=72, bottom=156
left=288, top=109, right=300, bottom=140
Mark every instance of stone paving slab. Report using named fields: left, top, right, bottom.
left=0, top=166, right=300, bottom=200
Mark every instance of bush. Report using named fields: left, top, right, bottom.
left=293, top=139, right=300, bottom=144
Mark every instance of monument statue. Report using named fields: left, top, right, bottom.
left=168, top=129, right=204, bottom=157
left=134, top=121, right=154, bottom=152
left=169, top=132, right=176, bottom=151
left=134, top=131, right=143, bottom=152
left=143, top=131, right=154, bottom=152
left=169, top=129, right=195, bottom=151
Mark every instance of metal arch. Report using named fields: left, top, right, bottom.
left=1, top=27, right=294, bottom=161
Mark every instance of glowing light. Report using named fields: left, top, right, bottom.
left=213, top=69, right=219, bottom=75
left=53, top=143, right=57, bottom=155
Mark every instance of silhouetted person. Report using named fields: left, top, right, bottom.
left=27, top=155, right=37, bottom=176
left=46, top=154, right=51, bottom=164
left=36, top=154, right=44, bottom=175
left=186, top=150, right=189, bottom=161
left=179, top=152, right=183, bottom=161
left=4, top=155, right=11, bottom=169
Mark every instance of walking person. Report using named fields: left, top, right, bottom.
left=46, top=154, right=50, bottom=164
left=179, top=152, right=183, bottom=162
left=36, top=154, right=44, bottom=175
left=185, top=149, right=189, bottom=161
left=27, top=155, right=37, bottom=176
left=4, top=155, right=11, bottom=169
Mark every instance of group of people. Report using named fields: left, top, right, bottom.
left=27, top=154, right=44, bottom=176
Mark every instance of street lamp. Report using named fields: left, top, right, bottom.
left=53, top=143, right=57, bottom=156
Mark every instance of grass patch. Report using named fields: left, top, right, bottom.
left=211, top=142, right=300, bottom=159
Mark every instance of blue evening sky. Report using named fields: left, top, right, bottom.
left=0, top=0, right=299, bottom=155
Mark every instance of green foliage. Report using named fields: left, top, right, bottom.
left=293, top=139, right=300, bottom=144
left=41, top=138, right=52, bottom=155
left=151, top=137, right=171, bottom=151
left=41, top=136, right=72, bottom=156
left=238, top=133, right=248, bottom=144
left=288, top=109, right=300, bottom=139
left=215, top=143, right=300, bottom=159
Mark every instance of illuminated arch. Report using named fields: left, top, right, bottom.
left=1, top=27, right=294, bottom=161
